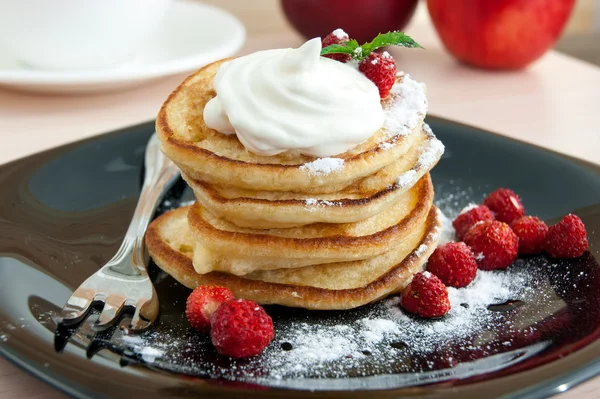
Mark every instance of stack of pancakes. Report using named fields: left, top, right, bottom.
left=146, top=60, right=444, bottom=310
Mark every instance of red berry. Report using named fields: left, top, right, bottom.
left=185, top=285, right=234, bottom=332
left=210, top=299, right=274, bottom=358
left=321, top=29, right=351, bottom=63
left=427, top=242, right=478, bottom=288
left=400, top=271, right=451, bottom=318
left=510, top=216, right=549, bottom=255
left=544, top=214, right=588, bottom=258
left=358, top=51, right=397, bottom=98
left=452, top=204, right=495, bottom=240
left=464, top=221, right=518, bottom=270
left=483, top=188, right=525, bottom=224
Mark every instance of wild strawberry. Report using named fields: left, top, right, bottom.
left=358, top=51, right=397, bottom=98
left=427, top=242, right=478, bottom=288
left=483, top=188, right=525, bottom=224
left=210, top=299, right=274, bottom=358
left=321, top=29, right=352, bottom=62
left=544, top=214, right=588, bottom=258
left=400, top=271, right=451, bottom=318
left=185, top=285, right=234, bottom=332
left=452, top=204, right=495, bottom=240
left=464, top=221, right=518, bottom=270
left=510, top=216, right=548, bottom=255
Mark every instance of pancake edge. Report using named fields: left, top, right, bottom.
left=145, top=205, right=441, bottom=310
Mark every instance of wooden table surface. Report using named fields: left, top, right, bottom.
left=0, top=1, right=599, bottom=398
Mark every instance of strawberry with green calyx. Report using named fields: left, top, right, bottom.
left=321, top=29, right=352, bottom=63
left=320, top=31, right=423, bottom=60
left=321, top=31, right=423, bottom=98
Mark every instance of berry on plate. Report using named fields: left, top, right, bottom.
left=211, top=299, right=275, bottom=358
left=463, top=220, right=518, bottom=270
left=483, top=188, right=525, bottom=224
left=510, top=216, right=548, bottom=255
left=427, top=242, right=478, bottom=288
left=452, top=204, right=495, bottom=240
left=359, top=52, right=397, bottom=98
left=185, top=285, right=235, bottom=332
left=321, top=29, right=352, bottom=62
left=401, top=271, right=451, bottom=318
left=544, top=214, right=588, bottom=258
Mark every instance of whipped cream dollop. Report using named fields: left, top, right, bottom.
left=203, top=38, right=385, bottom=157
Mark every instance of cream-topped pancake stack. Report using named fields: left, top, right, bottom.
left=147, top=32, right=445, bottom=310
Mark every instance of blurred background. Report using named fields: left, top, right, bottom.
left=0, top=0, right=598, bottom=164
left=0, top=0, right=597, bottom=94
left=207, top=0, right=599, bottom=66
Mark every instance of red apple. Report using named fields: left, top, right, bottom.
left=280, top=0, right=419, bottom=44
left=427, top=0, right=576, bottom=69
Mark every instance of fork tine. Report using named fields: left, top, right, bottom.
left=54, top=322, right=78, bottom=353
left=128, top=309, right=153, bottom=332
left=127, top=298, right=158, bottom=332
left=86, top=326, right=119, bottom=359
left=57, top=288, right=96, bottom=326
left=94, top=296, right=127, bottom=331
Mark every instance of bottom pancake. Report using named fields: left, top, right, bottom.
left=145, top=205, right=441, bottom=310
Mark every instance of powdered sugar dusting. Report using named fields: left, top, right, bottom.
left=378, top=142, right=394, bottom=151
left=439, top=213, right=456, bottom=245
left=300, top=158, right=344, bottom=176
left=460, top=203, right=480, bottom=214
left=418, top=138, right=444, bottom=168
left=358, top=318, right=400, bottom=342
left=279, top=324, right=358, bottom=364
left=415, top=243, right=429, bottom=257
left=255, top=264, right=552, bottom=381
left=396, top=169, right=417, bottom=188
left=304, top=198, right=342, bottom=208
left=383, top=74, right=428, bottom=136
left=139, top=347, right=164, bottom=362
left=393, top=125, right=444, bottom=189
left=332, top=28, right=347, bottom=39
left=417, top=125, right=445, bottom=169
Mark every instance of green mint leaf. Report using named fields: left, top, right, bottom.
left=362, top=31, right=424, bottom=55
left=344, top=39, right=360, bottom=52
left=320, top=33, right=421, bottom=60
left=320, top=44, right=353, bottom=56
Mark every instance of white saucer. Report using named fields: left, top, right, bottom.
left=0, top=1, right=245, bottom=94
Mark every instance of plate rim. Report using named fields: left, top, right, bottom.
left=0, top=1, right=246, bottom=86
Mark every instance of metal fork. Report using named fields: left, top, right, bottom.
left=55, top=133, right=180, bottom=334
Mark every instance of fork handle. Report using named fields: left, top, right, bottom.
left=106, top=135, right=180, bottom=275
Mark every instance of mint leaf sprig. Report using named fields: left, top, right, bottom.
left=320, top=31, right=423, bottom=60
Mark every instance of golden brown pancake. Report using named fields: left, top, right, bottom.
left=187, top=174, right=433, bottom=275
left=184, top=126, right=443, bottom=228
left=156, top=59, right=426, bottom=193
left=145, top=205, right=440, bottom=310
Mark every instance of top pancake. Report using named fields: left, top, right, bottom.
left=156, top=59, right=427, bottom=192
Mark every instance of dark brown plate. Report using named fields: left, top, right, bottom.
left=0, top=116, right=599, bottom=398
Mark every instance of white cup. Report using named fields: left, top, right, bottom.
left=0, top=0, right=173, bottom=70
